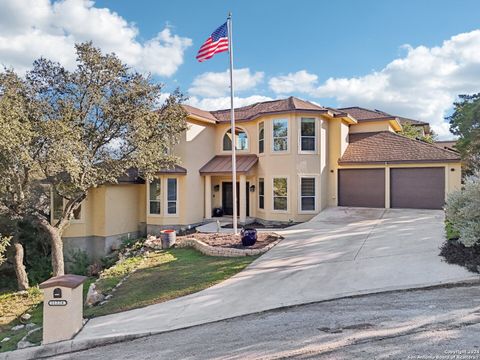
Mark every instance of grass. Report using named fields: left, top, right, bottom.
left=85, top=248, right=256, bottom=318
left=0, top=278, right=96, bottom=353
left=0, top=247, right=256, bottom=351
left=0, top=287, right=43, bottom=352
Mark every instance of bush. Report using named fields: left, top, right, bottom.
left=445, top=172, right=480, bottom=247
left=65, top=249, right=90, bottom=276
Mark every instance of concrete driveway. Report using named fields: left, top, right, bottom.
left=76, top=207, right=477, bottom=342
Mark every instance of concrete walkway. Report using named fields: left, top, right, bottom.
left=76, top=207, right=477, bottom=342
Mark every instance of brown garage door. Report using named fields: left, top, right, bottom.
left=390, top=167, right=445, bottom=209
left=338, top=169, right=385, bottom=208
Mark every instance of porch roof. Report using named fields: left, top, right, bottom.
left=199, top=155, right=258, bottom=175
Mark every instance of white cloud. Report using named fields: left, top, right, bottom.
left=269, top=30, right=480, bottom=138
left=0, top=0, right=192, bottom=76
left=189, top=68, right=264, bottom=97
left=187, top=95, right=273, bottom=111
left=269, top=70, right=318, bottom=94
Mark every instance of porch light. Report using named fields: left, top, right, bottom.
left=214, top=185, right=220, bottom=192
left=249, top=185, right=255, bottom=192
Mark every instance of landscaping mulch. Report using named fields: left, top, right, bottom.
left=221, top=221, right=299, bottom=229
left=440, top=239, right=480, bottom=273
left=181, top=232, right=283, bottom=250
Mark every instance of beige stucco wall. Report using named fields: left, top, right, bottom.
left=199, top=112, right=332, bottom=223
left=327, top=118, right=350, bottom=206
left=146, top=119, right=217, bottom=228
left=62, top=184, right=143, bottom=239
left=349, top=121, right=395, bottom=133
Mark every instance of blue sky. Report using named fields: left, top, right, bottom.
left=96, top=0, right=480, bottom=95
left=1, top=0, right=480, bottom=138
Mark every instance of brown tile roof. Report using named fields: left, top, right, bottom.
left=156, top=165, right=187, bottom=175
left=338, top=106, right=428, bottom=126
left=212, top=97, right=330, bottom=122
left=182, top=104, right=218, bottom=122
left=184, top=97, right=330, bottom=123
left=199, top=155, right=258, bottom=175
left=339, top=132, right=461, bottom=164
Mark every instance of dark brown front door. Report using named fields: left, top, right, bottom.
left=338, top=169, right=385, bottom=208
left=390, top=167, right=445, bottom=209
left=222, top=182, right=250, bottom=216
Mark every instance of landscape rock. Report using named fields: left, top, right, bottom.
left=25, top=323, right=36, bottom=329
left=99, top=300, right=108, bottom=306
left=144, top=236, right=162, bottom=250
left=105, top=294, right=113, bottom=300
left=85, top=283, right=105, bottom=306
left=20, top=313, right=32, bottom=321
left=1, top=337, right=10, bottom=343
left=11, top=324, right=25, bottom=331
left=17, top=340, right=34, bottom=349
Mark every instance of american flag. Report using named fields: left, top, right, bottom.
left=196, top=22, right=229, bottom=62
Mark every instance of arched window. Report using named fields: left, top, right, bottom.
left=223, top=127, right=248, bottom=151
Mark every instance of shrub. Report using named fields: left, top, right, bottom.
left=65, top=249, right=90, bottom=276
left=445, top=172, right=480, bottom=247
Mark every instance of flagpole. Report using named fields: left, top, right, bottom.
left=227, top=12, right=238, bottom=235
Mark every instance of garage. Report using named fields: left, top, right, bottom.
left=338, top=169, right=385, bottom=208
left=390, top=167, right=445, bottom=210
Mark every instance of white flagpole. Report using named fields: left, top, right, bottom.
left=227, top=13, right=238, bottom=235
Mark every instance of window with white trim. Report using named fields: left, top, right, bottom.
left=273, top=177, right=288, bottom=211
left=300, top=177, right=316, bottom=211
left=300, top=118, right=316, bottom=152
left=259, top=122, right=264, bottom=153
left=167, top=178, right=178, bottom=215
left=258, top=178, right=264, bottom=209
left=272, top=119, right=288, bottom=152
left=149, top=179, right=161, bottom=214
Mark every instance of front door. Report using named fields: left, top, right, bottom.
left=222, top=182, right=249, bottom=216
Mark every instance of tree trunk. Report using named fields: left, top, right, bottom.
left=13, top=239, right=29, bottom=291
left=36, top=218, right=65, bottom=277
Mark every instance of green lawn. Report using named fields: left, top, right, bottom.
left=85, top=248, right=256, bottom=317
left=0, top=248, right=256, bottom=351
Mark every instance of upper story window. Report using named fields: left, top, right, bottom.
left=258, top=122, right=264, bottom=153
left=300, top=118, right=316, bottom=152
left=223, top=127, right=248, bottom=151
left=272, top=119, right=288, bottom=152
left=149, top=179, right=161, bottom=214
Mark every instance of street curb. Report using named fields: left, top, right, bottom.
left=2, top=278, right=479, bottom=359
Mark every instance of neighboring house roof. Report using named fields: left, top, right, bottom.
left=339, top=132, right=461, bottom=165
left=434, top=140, right=458, bottom=152
left=199, top=155, right=258, bottom=175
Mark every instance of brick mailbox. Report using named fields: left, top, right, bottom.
left=39, top=274, right=87, bottom=344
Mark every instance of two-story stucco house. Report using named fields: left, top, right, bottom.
left=58, top=97, right=462, bottom=258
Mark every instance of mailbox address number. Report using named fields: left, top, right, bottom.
left=48, top=300, right=68, bottom=306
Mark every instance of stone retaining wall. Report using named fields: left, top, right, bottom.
left=175, top=238, right=279, bottom=257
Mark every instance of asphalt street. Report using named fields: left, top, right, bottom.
left=53, top=282, right=480, bottom=360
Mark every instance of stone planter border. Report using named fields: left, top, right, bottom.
left=175, top=237, right=280, bottom=257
